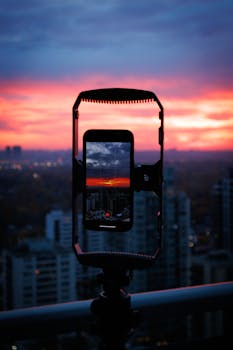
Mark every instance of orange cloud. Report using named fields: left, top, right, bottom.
left=0, top=76, right=232, bottom=151
left=164, top=95, right=233, bottom=150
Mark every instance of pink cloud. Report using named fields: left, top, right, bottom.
left=0, top=75, right=232, bottom=151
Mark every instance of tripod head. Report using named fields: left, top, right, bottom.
left=90, top=267, right=140, bottom=350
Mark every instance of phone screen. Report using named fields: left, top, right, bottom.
left=83, top=129, right=134, bottom=231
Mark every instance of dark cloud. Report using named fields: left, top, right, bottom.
left=0, top=0, right=232, bottom=88
left=86, top=141, right=131, bottom=178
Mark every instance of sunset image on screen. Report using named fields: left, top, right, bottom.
left=84, top=139, right=133, bottom=226
left=86, top=177, right=130, bottom=188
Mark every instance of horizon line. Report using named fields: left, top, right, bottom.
left=1, top=148, right=233, bottom=153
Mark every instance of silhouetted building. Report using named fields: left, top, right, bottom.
left=4, top=145, right=22, bottom=158
left=211, top=168, right=233, bottom=252
left=147, top=167, right=191, bottom=291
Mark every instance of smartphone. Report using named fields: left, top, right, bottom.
left=83, top=129, right=134, bottom=231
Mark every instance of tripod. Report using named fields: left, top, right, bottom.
left=90, top=268, right=140, bottom=350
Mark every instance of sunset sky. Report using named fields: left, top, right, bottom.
left=0, top=0, right=232, bottom=151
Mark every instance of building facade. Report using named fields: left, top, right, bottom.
left=2, top=239, right=77, bottom=310
left=211, top=168, right=233, bottom=252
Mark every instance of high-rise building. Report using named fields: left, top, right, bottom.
left=45, top=210, right=97, bottom=299
left=45, top=210, right=73, bottom=249
left=2, top=238, right=77, bottom=310
left=141, top=167, right=192, bottom=292
left=211, top=168, right=233, bottom=252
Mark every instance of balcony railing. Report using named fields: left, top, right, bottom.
left=1, top=281, right=233, bottom=346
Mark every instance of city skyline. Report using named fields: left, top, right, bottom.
left=0, top=1, right=232, bottom=151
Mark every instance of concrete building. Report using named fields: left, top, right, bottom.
left=211, top=168, right=233, bottom=252
left=140, top=167, right=192, bottom=292
left=2, top=238, right=77, bottom=310
left=45, top=210, right=73, bottom=249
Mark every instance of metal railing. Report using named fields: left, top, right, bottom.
left=1, top=281, right=233, bottom=344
